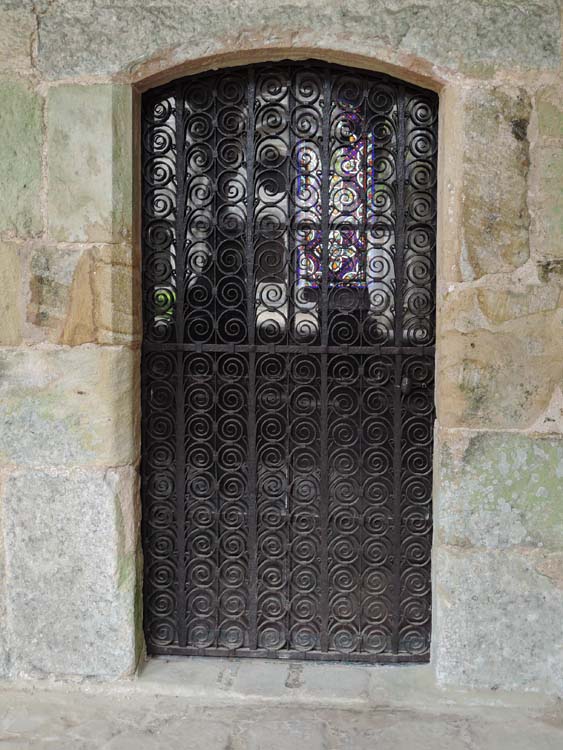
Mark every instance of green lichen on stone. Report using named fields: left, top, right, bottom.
left=47, top=84, right=132, bottom=243
left=0, top=79, right=42, bottom=237
left=439, top=432, right=563, bottom=550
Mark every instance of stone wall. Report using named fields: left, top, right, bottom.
left=0, top=0, right=561, bottom=691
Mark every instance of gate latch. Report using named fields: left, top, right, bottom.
left=400, top=376, right=411, bottom=395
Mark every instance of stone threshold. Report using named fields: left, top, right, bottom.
left=1, top=656, right=558, bottom=716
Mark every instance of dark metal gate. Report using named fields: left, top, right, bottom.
left=141, top=61, right=437, bottom=662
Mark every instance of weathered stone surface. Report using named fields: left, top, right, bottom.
left=2, top=466, right=139, bottom=677
left=0, top=8, right=35, bottom=74
left=0, top=242, right=22, bottom=346
left=0, top=473, right=8, bottom=677
left=47, top=85, right=132, bottom=243
left=0, top=346, right=139, bottom=467
left=27, top=246, right=93, bottom=343
left=434, top=545, right=563, bottom=694
left=436, top=431, right=563, bottom=549
left=35, top=0, right=561, bottom=78
left=26, top=244, right=139, bottom=345
left=91, top=244, right=141, bottom=345
left=0, top=80, right=42, bottom=238
left=1, top=688, right=563, bottom=750
left=536, top=84, right=563, bottom=140
left=459, top=86, right=531, bottom=280
left=534, top=146, right=563, bottom=260
left=244, top=721, right=326, bottom=750
left=437, top=293, right=563, bottom=429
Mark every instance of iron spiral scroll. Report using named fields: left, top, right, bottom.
left=141, top=61, right=437, bottom=662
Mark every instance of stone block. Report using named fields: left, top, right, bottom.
left=91, top=244, right=141, bottom=345
left=0, top=242, right=22, bottom=346
left=243, top=720, right=326, bottom=750
left=47, top=85, right=132, bottom=243
left=0, top=79, right=42, bottom=238
left=534, top=146, right=563, bottom=260
left=27, top=246, right=94, bottom=343
left=536, top=84, right=563, bottom=140
left=0, top=346, right=139, bottom=467
left=2, top=466, right=140, bottom=677
left=35, top=1, right=561, bottom=78
left=25, top=244, right=139, bottom=345
left=437, top=305, right=563, bottom=429
left=459, top=86, right=531, bottom=280
left=0, top=8, right=35, bottom=74
left=435, top=431, right=563, bottom=550
left=0, top=473, right=8, bottom=677
left=434, top=545, right=563, bottom=694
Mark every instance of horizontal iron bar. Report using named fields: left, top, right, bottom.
left=143, top=343, right=435, bottom=355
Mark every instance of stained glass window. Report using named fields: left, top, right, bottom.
left=296, top=102, right=377, bottom=287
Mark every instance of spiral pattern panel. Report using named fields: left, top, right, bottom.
left=142, top=351, right=179, bottom=647
left=141, top=61, right=437, bottom=663
left=141, top=88, right=177, bottom=344
left=399, top=354, right=433, bottom=655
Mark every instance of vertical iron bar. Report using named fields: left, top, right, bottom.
left=245, top=67, right=259, bottom=651
left=319, top=70, right=331, bottom=653
left=174, top=81, right=188, bottom=647
left=212, top=76, right=219, bottom=648
left=391, top=86, right=406, bottom=656
left=286, top=67, right=294, bottom=647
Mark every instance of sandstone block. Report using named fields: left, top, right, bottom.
left=47, top=85, right=132, bottom=243
left=434, top=545, right=563, bottom=694
left=437, top=307, right=563, bottom=429
left=26, top=244, right=139, bottom=345
left=0, top=80, right=42, bottom=238
left=536, top=84, right=563, bottom=140
left=460, top=86, right=531, bottom=279
left=91, top=244, right=141, bottom=345
left=435, top=431, right=563, bottom=549
left=534, top=146, right=563, bottom=260
left=0, top=346, right=139, bottom=467
left=0, top=8, right=35, bottom=74
left=2, top=466, right=140, bottom=677
left=0, top=242, right=22, bottom=346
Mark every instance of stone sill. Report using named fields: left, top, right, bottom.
left=2, top=657, right=557, bottom=716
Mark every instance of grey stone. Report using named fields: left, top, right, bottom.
left=242, top=719, right=326, bottom=750
left=0, top=346, right=139, bottom=468
left=0, top=80, right=42, bottom=238
left=436, top=432, right=563, bottom=549
left=2, top=664, right=563, bottom=747
left=36, top=0, right=561, bottom=78
left=47, top=85, right=132, bottom=243
left=299, top=662, right=370, bottom=702
left=1, top=466, right=139, bottom=677
left=434, top=545, right=563, bottom=694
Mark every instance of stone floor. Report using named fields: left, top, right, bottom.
left=1, top=658, right=562, bottom=749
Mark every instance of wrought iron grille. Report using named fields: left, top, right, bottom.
left=141, top=61, right=437, bottom=662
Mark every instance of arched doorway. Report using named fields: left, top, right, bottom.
left=141, top=60, right=437, bottom=662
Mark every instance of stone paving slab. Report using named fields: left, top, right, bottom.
left=1, top=658, right=563, bottom=749
left=1, top=685, right=563, bottom=749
